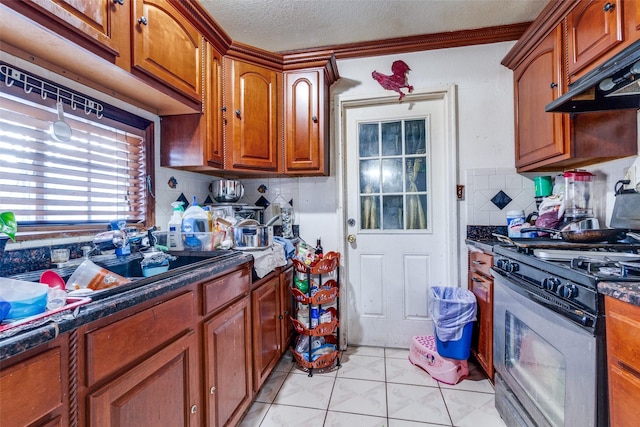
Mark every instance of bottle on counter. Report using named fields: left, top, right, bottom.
left=315, top=237, right=323, bottom=258
left=168, top=202, right=184, bottom=251
left=182, top=196, right=209, bottom=251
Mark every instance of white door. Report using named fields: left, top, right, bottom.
left=342, top=90, right=458, bottom=348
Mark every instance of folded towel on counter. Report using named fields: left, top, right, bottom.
left=251, top=242, right=288, bottom=278
left=273, top=236, right=295, bottom=259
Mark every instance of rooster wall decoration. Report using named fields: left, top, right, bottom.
left=372, top=60, right=414, bottom=101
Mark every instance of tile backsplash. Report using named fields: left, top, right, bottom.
left=465, top=168, right=536, bottom=226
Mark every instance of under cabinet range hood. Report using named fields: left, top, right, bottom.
left=547, top=39, right=640, bottom=113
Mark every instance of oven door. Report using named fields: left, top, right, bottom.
left=493, top=270, right=602, bottom=427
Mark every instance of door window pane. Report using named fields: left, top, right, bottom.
left=359, top=123, right=379, bottom=157
left=382, top=158, right=402, bottom=193
left=382, top=195, right=403, bottom=229
left=381, top=121, right=402, bottom=156
left=357, top=118, right=429, bottom=231
left=405, top=120, right=426, bottom=155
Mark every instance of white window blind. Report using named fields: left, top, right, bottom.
left=0, top=92, right=147, bottom=225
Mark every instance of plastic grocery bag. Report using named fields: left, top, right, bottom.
left=430, top=286, right=477, bottom=341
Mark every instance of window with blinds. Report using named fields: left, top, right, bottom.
left=0, top=90, right=149, bottom=227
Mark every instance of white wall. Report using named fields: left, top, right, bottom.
left=243, top=42, right=520, bottom=282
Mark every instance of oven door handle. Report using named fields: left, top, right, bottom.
left=491, top=268, right=596, bottom=329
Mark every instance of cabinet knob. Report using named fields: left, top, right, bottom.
left=284, top=310, right=289, bottom=315
left=603, top=2, right=615, bottom=12
left=312, top=115, right=318, bottom=123
left=137, top=16, right=148, bottom=25
left=113, top=0, right=124, bottom=4
left=190, top=405, right=197, bottom=414
left=235, top=109, right=241, bottom=118
left=550, top=82, right=558, bottom=89
left=210, top=386, right=216, bottom=395
left=279, top=315, right=284, bottom=320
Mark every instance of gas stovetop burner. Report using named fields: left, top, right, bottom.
left=569, top=258, right=640, bottom=278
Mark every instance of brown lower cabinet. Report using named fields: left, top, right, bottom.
left=468, top=249, right=494, bottom=381
left=252, top=265, right=295, bottom=391
left=0, top=260, right=298, bottom=427
left=605, top=295, right=640, bottom=427
left=0, top=334, right=70, bottom=427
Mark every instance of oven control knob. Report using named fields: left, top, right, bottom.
left=506, top=262, right=519, bottom=273
left=543, top=277, right=560, bottom=291
left=496, top=259, right=507, bottom=270
left=560, top=284, right=578, bottom=299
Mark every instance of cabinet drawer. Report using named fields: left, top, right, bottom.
left=608, top=363, right=640, bottom=426
left=202, top=266, right=250, bottom=315
left=1, top=347, right=64, bottom=427
left=605, top=296, right=640, bottom=372
left=470, top=272, right=492, bottom=301
left=84, top=291, right=194, bottom=386
left=469, top=251, right=493, bottom=277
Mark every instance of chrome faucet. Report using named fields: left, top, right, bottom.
left=81, top=244, right=100, bottom=258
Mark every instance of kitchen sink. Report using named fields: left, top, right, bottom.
left=95, top=252, right=235, bottom=280
left=9, top=250, right=242, bottom=299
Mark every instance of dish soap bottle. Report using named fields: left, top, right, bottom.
left=167, top=202, right=184, bottom=251
left=181, top=196, right=209, bottom=251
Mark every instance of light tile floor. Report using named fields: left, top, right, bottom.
left=239, top=346, right=507, bottom=427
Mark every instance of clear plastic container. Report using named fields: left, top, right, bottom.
left=564, top=170, right=594, bottom=219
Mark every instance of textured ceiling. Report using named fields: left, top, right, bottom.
left=199, top=0, right=548, bottom=53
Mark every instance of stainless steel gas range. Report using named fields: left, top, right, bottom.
left=491, top=241, right=640, bottom=427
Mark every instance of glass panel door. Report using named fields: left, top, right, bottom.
left=505, top=311, right=566, bottom=426
left=358, top=118, right=428, bottom=231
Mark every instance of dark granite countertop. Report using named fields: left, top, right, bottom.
left=465, top=225, right=508, bottom=253
left=599, top=282, right=640, bottom=307
left=0, top=251, right=253, bottom=361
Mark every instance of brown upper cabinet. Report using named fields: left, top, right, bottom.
left=3, top=0, right=202, bottom=109
left=130, top=0, right=202, bottom=104
left=513, top=26, right=569, bottom=170
left=503, top=0, right=638, bottom=172
left=224, top=58, right=282, bottom=173
left=567, top=0, right=640, bottom=82
left=161, top=41, right=224, bottom=170
left=284, top=69, right=330, bottom=175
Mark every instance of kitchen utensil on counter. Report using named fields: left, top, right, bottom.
left=232, top=219, right=274, bottom=250
left=210, top=179, right=244, bottom=203
left=520, top=226, right=626, bottom=243
left=564, top=170, right=594, bottom=219
left=0, top=279, right=49, bottom=319
left=40, top=270, right=66, bottom=289
left=610, top=180, right=640, bottom=230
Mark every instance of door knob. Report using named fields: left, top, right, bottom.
left=347, top=234, right=356, bottom=243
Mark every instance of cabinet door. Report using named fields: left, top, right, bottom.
left=131, top=0, right=202, bottom=102
left=279, top=266, right=295, bottom=352
left=159, top=42, right=224, bottom=170
left=206, top=42, right=224, bottom=168
left=513, top=26, right=568, bottom=170
left=87, top=331, right=200, bottom=427
left=469, top=271, right=494, bottom=381
left=252, top=275, right=281, bottom=391
left=567, top=0, right=624, bottom=79
left=204, top=296, right=253, bottom=427
left=284, top=69, right=328, bottom=175
left=225, top=58, right=280, bottom=172
left=0, top=336, right=69, bottom=427
left=5, top=0, right=130, bottom=63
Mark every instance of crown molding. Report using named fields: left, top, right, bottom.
left=279, top=22, right=532, bottom=60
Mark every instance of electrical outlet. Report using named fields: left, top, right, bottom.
left=623, top=166, right=637, bottom=190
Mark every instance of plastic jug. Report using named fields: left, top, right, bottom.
left=181, top=196, right=209, bottom=251
left=564, top=170, right=594, bottom=219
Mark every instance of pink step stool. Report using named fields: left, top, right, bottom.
left=409, top=335, right=469, bottom=385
